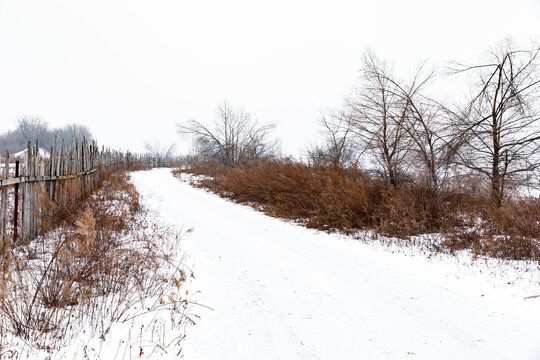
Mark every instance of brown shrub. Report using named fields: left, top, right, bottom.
left=444, top=197, right=540, bottom=260
left=177, top=160, right=452, bottom=235
left=176, top=159, right=540, bottom=262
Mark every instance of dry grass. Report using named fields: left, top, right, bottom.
left=175, top=159, right=540, bottom=262
left=0, top=170, right=188, bottom=358
left=444, top=198, right=540, bottom=260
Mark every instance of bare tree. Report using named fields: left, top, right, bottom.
left=308, top=110, right=358, bottom=169
left=381, top=65, right=459, bottom=195
left=346, top=50, right=411, bottom=185
left=57, top=124, right=92, bottom=144
left=144, top=142, right=177, bottom=165
left=178, top=101, right=277, bottom=166
left=451, top=41, right=540, bottom=205
left=16, top=116, right=49, bottom=147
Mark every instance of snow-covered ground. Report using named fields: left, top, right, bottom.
left=132, top=168, right=540, bottom=360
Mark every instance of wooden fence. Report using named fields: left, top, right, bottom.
left=0, top=136, right=165, bottom=244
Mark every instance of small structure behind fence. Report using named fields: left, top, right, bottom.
left=0, top=136, right=163, bottom=244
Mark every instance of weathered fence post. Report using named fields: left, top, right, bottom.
left=13, top=160, right=19, bottom=244
left=49, top=135, right=57, bottom=199
left=1, top=152, right=9, bottom=240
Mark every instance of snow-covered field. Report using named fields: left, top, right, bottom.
left=132, top=168, right=540, bottom=360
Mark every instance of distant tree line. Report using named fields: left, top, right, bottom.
left=0, top=117, right=92, bottom=154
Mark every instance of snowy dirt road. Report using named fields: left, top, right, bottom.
left=132, top=169, right=540, bottom=360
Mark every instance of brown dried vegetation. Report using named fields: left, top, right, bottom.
left=176, top=159, right=540, bottom=262
left=0, top=169, right=186, bottom=356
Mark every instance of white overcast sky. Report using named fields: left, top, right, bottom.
left=0, top=0, right=539, bottom=156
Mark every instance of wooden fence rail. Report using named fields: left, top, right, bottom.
left=0, top=136, right=168, bottom=244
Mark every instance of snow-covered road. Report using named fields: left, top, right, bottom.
left=132, top=169, right=540, bottom=360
